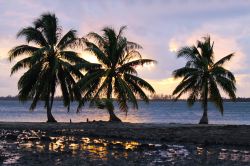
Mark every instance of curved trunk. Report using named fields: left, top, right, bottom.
left=46, top=91, right=57, bottom=123
left=107, top=83, right=122, bottom=122
left=199, top=82, right=208, bottom=124
left=47, top=106, right=57, bottom=123
left=107, top=106, right=122, bottom=122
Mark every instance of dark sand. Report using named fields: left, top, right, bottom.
left=1, top=122, right=250, bottom=165
left=0, top=122, right=250, bottom=146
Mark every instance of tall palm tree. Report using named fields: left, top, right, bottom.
left=9, top=13, right=87, bottom=122
left=77, top=26, right=156, bottom=122
left=172, top=36, right=236, bottom=124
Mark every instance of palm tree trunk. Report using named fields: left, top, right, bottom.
left=199, top=102, right=208, bottom=124
left=107, top=84, right=122, bottom=122
left=47, top=106, right=57, bottom=122
left=107, top=105, right=122, bottom=122
left=199, top=84, right=208, bottom=124
left=46, top=92, right=57, bottom=123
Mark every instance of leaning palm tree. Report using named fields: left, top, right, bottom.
left=9, top=13, right=87, bottom=122
left=172, top=36, right=236, bottom=124
left=77, top=26, right=156, bottom=122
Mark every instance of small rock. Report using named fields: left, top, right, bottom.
left=5, top=134, right=18, bottom=141
left=40, top=136, right=52, bottom=141
left=27, top=137, right=40, bottom=141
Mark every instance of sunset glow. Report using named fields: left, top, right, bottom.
left=0, top=0, right=250, bottom=97
left=80, top=52, right=99, bottom=63
left=0, top=2, right=250, bottom=165
left=168, top=39, right=179, bottom=53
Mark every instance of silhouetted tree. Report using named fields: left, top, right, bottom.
left=172, top=36, right=236, bottom=124
left=9, top=13, right=87, bottom=122
left=77, top=26, right=156, bottom=122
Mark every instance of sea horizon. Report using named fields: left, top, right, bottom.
left=0, top=100, right=249, bottom=125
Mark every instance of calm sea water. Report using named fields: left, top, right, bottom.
left=0, top=100, right=249, bottom=124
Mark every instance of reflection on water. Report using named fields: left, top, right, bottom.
left=195, top=146, right=250, bottom=164
left=47, top=136, right=141, bottom=160
left=0, top=129, right=250, bottom=165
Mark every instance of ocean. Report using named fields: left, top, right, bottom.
left=0, top=100, right=249, bottom=124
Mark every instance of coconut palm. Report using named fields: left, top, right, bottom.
left=77, top=26, right=156, bottom=122
left=172, top=36, right=236, bottom=124
left=9, top=13, right=88, bottom=122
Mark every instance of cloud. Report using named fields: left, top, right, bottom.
left=168, top=38, right=179, bottom=53
left=145, top=77, right=182, bottom=96
left=0, top=38, right=15, bottom=60
left=0, top=0, right=250, bottom=97
left=0, top=59, right=22, bottom=95
left=235, top=74, right=250, bottom=97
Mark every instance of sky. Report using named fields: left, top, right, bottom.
left=0, top=0, right=250, bottom=97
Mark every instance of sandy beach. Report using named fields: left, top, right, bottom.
left=1, top=122, right=250, bottom=165
left=0, top=122, right=250, bottom=146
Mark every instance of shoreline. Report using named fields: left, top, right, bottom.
left=0, top=122, right=250, bottom=146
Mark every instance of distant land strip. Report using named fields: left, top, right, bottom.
left=0, top=96, right=249, bottom=102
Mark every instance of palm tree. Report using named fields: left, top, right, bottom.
left=172, top=36, right=236, bottom=124
left=9, top=13, right=87, bottom=122
left=77, top=26, right=156, bottom=122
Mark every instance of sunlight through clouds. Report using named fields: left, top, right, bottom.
left=168, top=39, right=179, bottom=53
left=146, top=77, right=182, bottom=96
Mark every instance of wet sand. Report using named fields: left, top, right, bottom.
left=0, top=122, right=250, bottom=146
left=1, top=122, right=250, bottom=165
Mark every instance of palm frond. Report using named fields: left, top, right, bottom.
left=127, top=41, right=143, bottom=50
left=33, top=13, right=60, bottom=45
left=214, top=53, right=235, bottom=67
left=124, top=73, right=155, bottom=93
left=209, top=78, right=224, bottom=114
left=77, top=69, right=105, bottom=93
left=117, top=25, right=127, bottom=38
left=90, top=77, right=110, bottom=104
left=114, top=77, right=128, bottom=112
left=59, top=51, right=82, bottom=63
left=87, top=32, right=106, bottom=47
left=215, top=75, right=236, bottom=100
left=172, top=67, right=199, bottom=79
left=124, top=74, right=149, bottom=102
left=116, top=76, right=138, bottom=110
left=57, top=29, right=78, bottom=50
left=58, top=59, right=84, bottom=79
left=177, top=46, right=200, bottom=61
left=18, top=62, right=43, bottom=101
left=17, top=27, right=48, bottom=46
left=119, top=50, right=142, bottom=65
left=172, top=76, right=200, bottom=99
left=211, top=66, right=236, bottom=82
left=118, top=59, right=156, bottom=73
left=11, top=57, right=32, bottom=75
left=9, top=45, right=39, bottom=61
left=85, top=41, right=110, bottom=66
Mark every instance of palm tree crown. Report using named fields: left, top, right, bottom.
left=77, top=26, right=156, bottom=121
left=172, top=36, right=236, bottom=124
left=9, top=13, right=86, bottom=122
